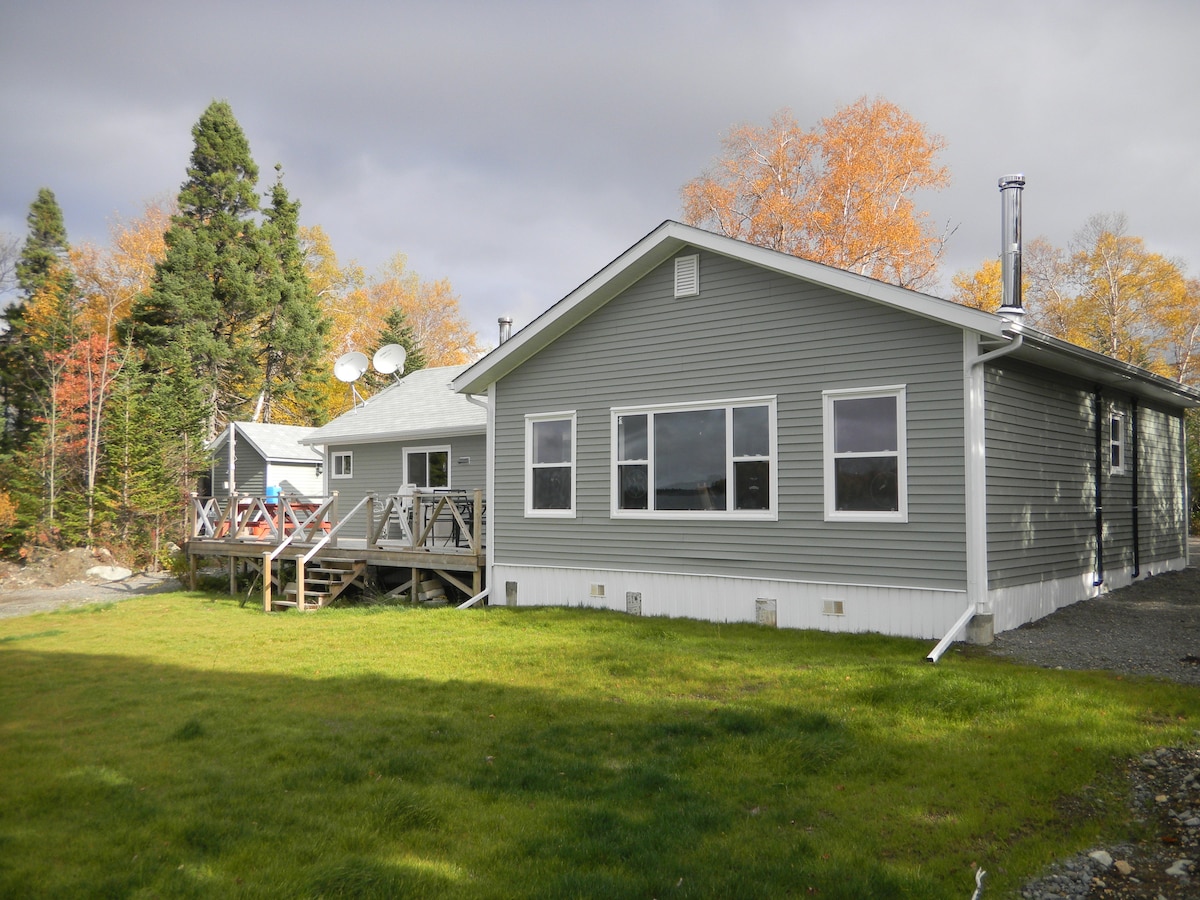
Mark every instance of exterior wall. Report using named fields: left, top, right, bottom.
left=325, top=433, right=487, bottom=512
left=491, top=249, right=970, bottom=635
left=269, top=463, right=323, bottom=501
left=984, top=360, right=1189, bottom=631
left=212, top=443, right=267, bottom=498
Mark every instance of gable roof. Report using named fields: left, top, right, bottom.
left=302, top=365, right=486, bottom=446
left=453, top=220, right=1200, bottom=409
left=210, top=423, right=323, bottom=463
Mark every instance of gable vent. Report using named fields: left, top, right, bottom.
left=674, top=254, right=699, bottom=298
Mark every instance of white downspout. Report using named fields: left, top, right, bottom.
left=928, top=330, right=1024, bottom=663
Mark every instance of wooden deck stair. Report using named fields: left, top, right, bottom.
left=274, top=559, right=367, bottom=611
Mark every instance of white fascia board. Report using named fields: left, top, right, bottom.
left=453, top=220, right=1006, bottom=395
left=301, top=424, right=486, bottom=447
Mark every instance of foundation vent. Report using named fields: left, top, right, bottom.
left=822, top=599, right=845, bottom=616
left=505, top=581, right=518, bottom=606
left=626, top=591, right=642, bottom=616
left=590, top=583, right=606, bottom=598
left=755, top=598, right=777, bottom=627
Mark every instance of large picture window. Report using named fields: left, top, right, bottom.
left=526, top=412, right=575, bottom=516
left=823, top=386, right=907, bottom=522
left=612, top=398, right=775, bottom=518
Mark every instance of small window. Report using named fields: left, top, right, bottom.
left=526, top=412, right=575, bottom=516
left=1110, top=411, right=1126, bottom=475
left=406, top=446, right=450, bottom=488
left=612, top=397, right=776, bottom=518
left=331, top=451, right=353, bottom=479
left=823, top=386, right=907, bottom=522
left=674, top=254, right=699, bottom=298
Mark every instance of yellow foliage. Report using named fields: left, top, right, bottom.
left=682, top=97, right=950, bottom=290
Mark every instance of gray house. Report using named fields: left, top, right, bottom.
left=453, top=219, right=1200, bottom=643
left=300, top=365, right=487, bottom=512
left=209, top=422, right=324, bottom=501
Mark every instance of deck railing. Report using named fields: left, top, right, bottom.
left=188, top=489, right=485, bottom=555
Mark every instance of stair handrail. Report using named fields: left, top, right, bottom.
left=264, top=493, right=342, bottom=563
left=297, top=493, right=374, bottom=566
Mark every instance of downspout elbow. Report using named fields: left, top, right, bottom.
left=464, top=393, right=489, bottom=410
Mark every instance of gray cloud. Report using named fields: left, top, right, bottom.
left=3, top=0, right=1198, bottom=338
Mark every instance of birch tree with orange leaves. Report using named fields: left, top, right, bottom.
left=301, top=228, right=481, bottom=415
left=950, top=214, right=1200, bottom=385
left=682, top=97, right=952, bottom=290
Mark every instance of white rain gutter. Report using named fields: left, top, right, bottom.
left=928, top=329, right=1024, bottom=664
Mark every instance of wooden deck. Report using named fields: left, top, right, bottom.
left=184, top=489, right=485, bottom=611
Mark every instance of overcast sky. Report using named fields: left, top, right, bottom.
left=3, top=0, right=1197, bottom=350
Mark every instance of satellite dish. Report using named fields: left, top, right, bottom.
left=373, top=344, right=407, bottom=376
left=333, top=351, right=369, bottom=383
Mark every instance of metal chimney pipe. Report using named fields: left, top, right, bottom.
left=498, top=316, right=513, bottom=344
left=998, top=174, right=1026, bottom=323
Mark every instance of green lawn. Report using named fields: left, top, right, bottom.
left=0, top=594, right=1196, bottom=899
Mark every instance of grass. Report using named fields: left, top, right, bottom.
left=0, top=594, right=1197, bottom=899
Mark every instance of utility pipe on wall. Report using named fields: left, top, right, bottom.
left=1131, top=398, right=1140, bottom=578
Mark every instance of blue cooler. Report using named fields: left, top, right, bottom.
left=265, top=485, right=280, bottom=502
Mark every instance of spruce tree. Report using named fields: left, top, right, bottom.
left=361, top=306, right=428, bottom=395
left=127, top=100, right=267, bottom=439
left=1, top=189, right=74, bottom=461
left=254, top=166, right=331, bottom=425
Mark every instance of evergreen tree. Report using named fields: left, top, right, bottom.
left=126, top=100, right=266, bottom=439
left=254, top=166, right=331, bottom=425
left=361, top=306, right=427, bottom=395
left=1, top=188, right=73, bottom=452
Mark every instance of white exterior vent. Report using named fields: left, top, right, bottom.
left=822, top=599, right=845, bottom=616
left=674, top=254, right=699, bottom=298
left=590, top=583, right=605, bottom=598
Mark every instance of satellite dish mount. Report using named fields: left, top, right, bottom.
left=333, top=351, right=370, bottom=409
left=373, top=344, right=407, bottom=381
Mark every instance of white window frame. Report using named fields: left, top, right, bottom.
left=404, top=445, right=451, bottom=489
left=331, top=451, right=353, bottom=479
left=1109, top=410, right=1126, bottom=475
left=822, top=385, right=908, bottom=523
left=525, top=411, right=576, bottom=517
left=610, top=396, right=777, bottom=520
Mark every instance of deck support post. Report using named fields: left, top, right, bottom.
left=262, top=551, right=273, bottom=612
left=189, top=553, right=198, bottom=591
left=296, top=555, right=307, bottom=612
left=229, top=555, right=237, bottom=595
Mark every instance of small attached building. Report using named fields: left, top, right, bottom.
left=300, top=365, right=487, bottom=512
left=209, top=422, right=324, bottom=501
left=453, top=220, right=1200, bottom=641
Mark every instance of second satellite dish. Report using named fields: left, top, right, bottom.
left=373, top=344, right=407, bottom=376
left=333, top=351, right=369, bottom=383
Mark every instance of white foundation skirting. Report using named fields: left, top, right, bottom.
left=493, top=564, right=968, bottom=640
left=989, top=556, right=1187, bottom=634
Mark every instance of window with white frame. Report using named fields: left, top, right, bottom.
left=405, top=446, right=450, bottom=488
left=526, top=412, right=575, bottom=515
left=1109, top=410, right=1126, bottom=475
left=612, top=398, right=775, bottom=518
left=823, top=386, right=907, bottom=522
left=331, top=451, right=353, bottom=479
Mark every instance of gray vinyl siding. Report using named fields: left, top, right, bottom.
left=212, top=446, right=266, bottom=498
left=325, top=434, right=487, bottom=513
left=1132, top=401, right=1188, bottom=566
left=493, top=249, right=969, bottom=591
left=985, top=362, right=1187, bottom=588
